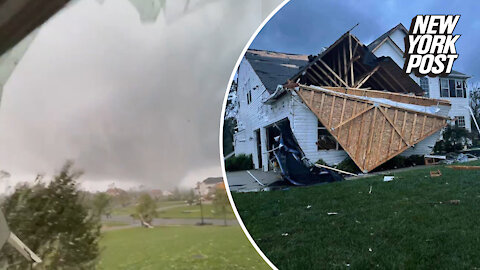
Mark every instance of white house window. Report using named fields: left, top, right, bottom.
left=420, top=77, right=429, bottom=97
left=440, top=78, right=449, bottom=97
left=455, top=116, right=466, bottom=128
left=455, top=80, right=464, bottom=98
left=317, top=121, right=342, bottom=150
left=246, top=90, right=252, bottom=104
left=440, top=78, right=466, bottom=98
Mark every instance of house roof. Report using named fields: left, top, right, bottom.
left=367, top=23, right=408, bottom=52
left=202, top=177, right=223, bottom=185
left=291, top=32, right=424, bottom=95
left=245, top=49, right=309, bottom=94
left=448, top=70, right=470, bottom=78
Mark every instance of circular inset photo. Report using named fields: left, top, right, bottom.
left=221, top=1, right=480, bottom=268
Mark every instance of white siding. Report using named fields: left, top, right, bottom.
left=389, top=29, right=406, bottom=52
left=233, top=58, right=347, bottom=170
left=234, top=58, right=293, bottom=170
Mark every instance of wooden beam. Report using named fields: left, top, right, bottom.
left=365, top=107, right=378, bottom=168
left=379, top=107, right=410, bottom=147
left=314, top=164, right=358, bottom=176
left=410, top=113, right=418, bottom=144
left=346, top=101, right=358, bottom=147
left=387, top=110, right=398, bottom=154
left=349, top=35, right=354, bottom=86
left=318, top=59, right=349, bottom=87
left=343, top=41, right=348, bottom=85
left=314, top=63, right=340, bottom=87
left=328, top=96, right=336, bottom=126
left=308, top=67, right=330, bottom=86
left=333, top=105, right=374, bottom=130
left=355, top=66, right=380, bottom=88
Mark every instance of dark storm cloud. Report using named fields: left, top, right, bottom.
left=0, top=0, right=283, bottom=190
left=251, top=0, right=480, bottom=84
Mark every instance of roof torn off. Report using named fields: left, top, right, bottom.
left=292, top=84, right=450, bottom=173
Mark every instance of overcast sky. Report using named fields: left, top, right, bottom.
left=251, top=0, right=480, bottom=85
left=0, top=0, right=283, bottom=192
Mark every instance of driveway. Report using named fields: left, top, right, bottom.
left=226, top=169, right=284, bottom=192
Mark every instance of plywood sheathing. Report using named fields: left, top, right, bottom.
left=295, top=85, right=449, bottom=173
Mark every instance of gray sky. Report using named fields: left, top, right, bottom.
left=0, top=0, right=282, bottom=192
left=251, top=0, right=480, bottom=85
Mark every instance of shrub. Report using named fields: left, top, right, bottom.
left=225, top=154, right=254, bottom=171
left=405, top=155, right=425, bottom=167
left=336, top=157, right=361, bottom=174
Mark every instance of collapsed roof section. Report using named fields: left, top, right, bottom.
left=293, top=84, right=450, bottom=172
left=290, top=32, right=424, bottom=95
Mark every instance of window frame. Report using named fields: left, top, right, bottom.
left=440, top=78, right=449, bottom=97
left=419, top=77, right=429, bottom=97
left=455, top=116, right=466, bottom=128
left=317, top=121, right=342, bottom=151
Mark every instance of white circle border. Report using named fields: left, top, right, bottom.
left=218, top=1, right=290, bottom=270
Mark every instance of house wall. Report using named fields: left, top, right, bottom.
left=233, top=58, right=347, bottom=170
left=372, top=29, right=471, bottom=134
left=234, top=58, right=293, bottom=170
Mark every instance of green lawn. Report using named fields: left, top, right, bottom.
left=233, top=161, right=480, bottom=269
left=102, top=221, right=129, bottom=228
left=157, top=204, right=236, bottom=220
left=97, top=226, right=268, bottom=270
left=111, top=201, right=185, bottom=216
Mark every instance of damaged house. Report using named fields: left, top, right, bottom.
left=231, top=30, right=468, bottom=173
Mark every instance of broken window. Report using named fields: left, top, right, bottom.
left=440, top=78, right=466, bottom=98
left=455, top=116, right=466, bottom=128
left=317, top=121, right=341, bottom=150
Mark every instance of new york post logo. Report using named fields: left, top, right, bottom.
left=403, top=15, right=460, bottom=77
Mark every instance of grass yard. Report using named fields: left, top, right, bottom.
left=97, top=226, right=268, bottom=270
left=233, top=161, right=480, bottom=269
left=157, top=204, right=236, bottom=220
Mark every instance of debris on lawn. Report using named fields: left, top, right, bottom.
left=281, top=233, right=289, bottom=236
left=306, top=205, right=312, bottom=209
left=447, top=199, right=460, bottom=205
left=368, top=185, right=372, bottom=194
left=368, top=248, right=372, bottom=252
left=327, top=212, right=338, bottom=215
left=383, top=176, right=394, bottom=182
left=430, top=170, right=442, bottom=177
left=447, top=165, right=480, bottom=170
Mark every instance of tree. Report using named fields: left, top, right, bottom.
left=186, top=189, right=196, bottom=206
left=91, top=192, right=111, bottom=218
left=433, top=125, right=471, bottom=154
left=135, top=194, right=157, bottom=225
left=0, top=161, right=101, bottom=269
left=212, top=186, right=230, bottom=226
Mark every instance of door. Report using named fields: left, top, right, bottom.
left=254, top=129, right=262, bottom=169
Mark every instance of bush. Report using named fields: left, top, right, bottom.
left=336, top=157, right=361, bottom=174
left=405, top=155, right=425, bottom=167
left=433, top=125, right=471, bottom=154
left=225, top=154, right=254, bottom=171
